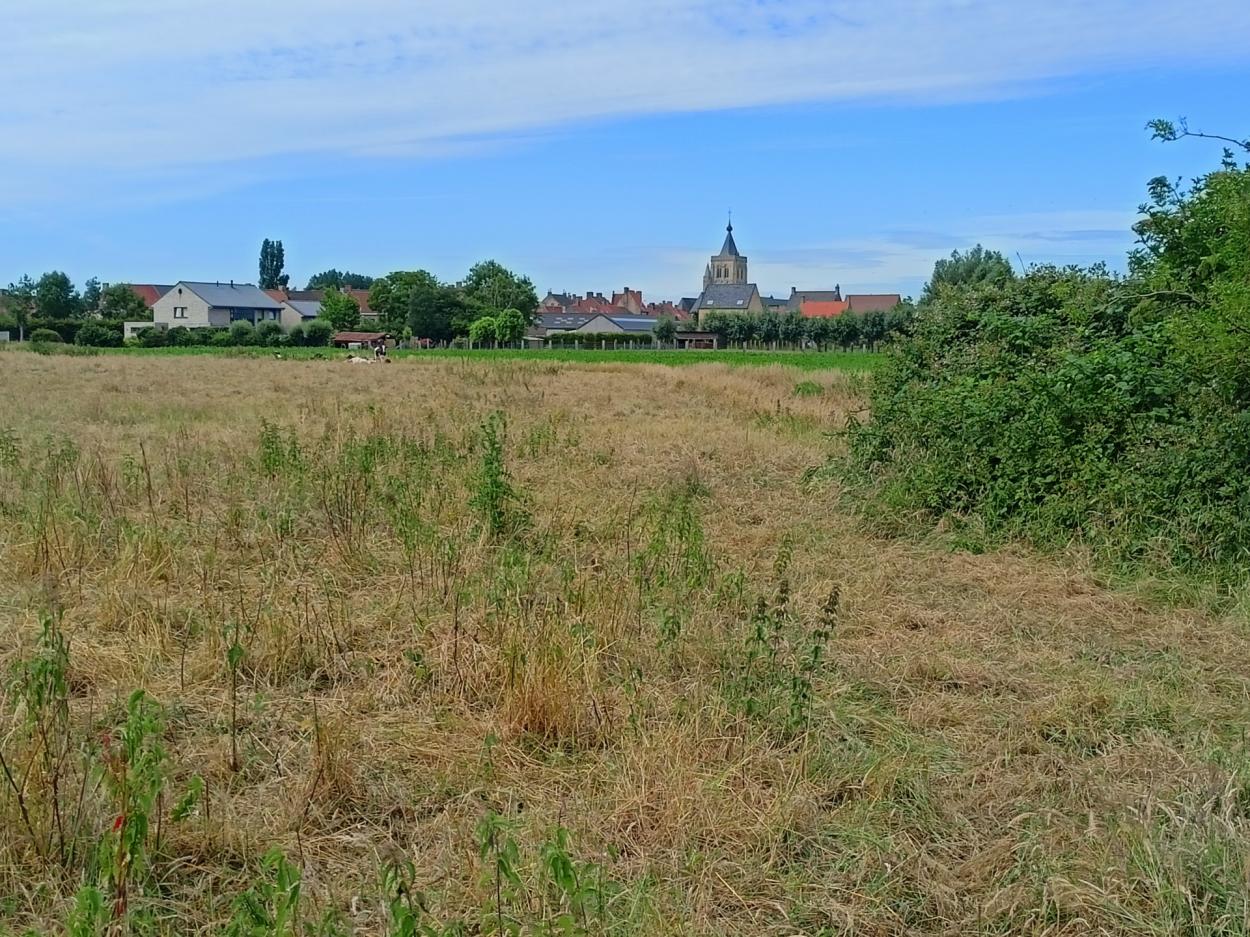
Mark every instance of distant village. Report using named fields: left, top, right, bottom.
left=529, top=222, right=901, bottom=345
left=2, top=223, right=903, bottom=349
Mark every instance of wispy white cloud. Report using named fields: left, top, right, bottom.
left=2, top=0, right=1247, bottom=182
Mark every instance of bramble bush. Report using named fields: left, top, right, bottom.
left=846, top=127, right=1250, bottom=580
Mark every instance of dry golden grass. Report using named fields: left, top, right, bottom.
left=1, top=353, right=1249, bottom=936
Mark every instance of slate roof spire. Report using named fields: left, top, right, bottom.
left=719, top=214, right=740, bottom=258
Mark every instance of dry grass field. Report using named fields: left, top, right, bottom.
left=1, top=353, right=1248, bottom=936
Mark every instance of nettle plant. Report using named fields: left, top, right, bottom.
left=724, top=540, right=838, bottom=742
left=470, top=413, right=531, bottom=540
left=94, top=690, right=167, bottom=923
left=475, top=811, right=619, bottom=936
left=2, top=616, right=205, bottom=933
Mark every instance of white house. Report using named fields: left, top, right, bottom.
left=280, top=300, right=322, bottom=331
left=151, top=282, right=284, bottom=330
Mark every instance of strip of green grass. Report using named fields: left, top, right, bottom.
left=419, top=347, right=880, bottom=371
left=6, top=342, right=880, bottom=371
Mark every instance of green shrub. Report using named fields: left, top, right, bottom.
left=137, top=327, right=168, bottom=347
left=210, top=329, right=233, bottom=347
left=845, top=144, right=1250, bottom=581
left=545, top=331, right=652, bottom=347
left=286, top=324, right=306, bottom=347
left=29, top=328, right=63, bottom=343
left=165, top=326, right=194, bottom=347
left=256, top=320, right=284, bottom=346
left=304, top=319, right=333, bottom=347
left=25, top=318, right=128, bottom=344
left=229, top=321, right=258, bottom=346
left=28, top=319, right=78, bottom=342
left=75, top=321, right=123, bottom=347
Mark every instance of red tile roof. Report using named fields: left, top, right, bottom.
left=129, top=284, right=171, bottom=308
left=846, top=294, right=902, bottom=313
left=345, top=289, right=376, bottom=317
left=611, top=288, right=643, bottom=310
left=800, top=299, right=850, bottom=318
left=571, top=296, right=615, bottom=314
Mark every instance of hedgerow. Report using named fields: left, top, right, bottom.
left=846, top=129, right=1250, bottom=581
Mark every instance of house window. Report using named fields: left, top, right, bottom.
left=173, top=306, right=187, bottom=319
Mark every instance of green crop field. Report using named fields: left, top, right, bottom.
left=3, top=341, right=880, bottom=372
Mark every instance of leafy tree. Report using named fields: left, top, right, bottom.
left=258, top=239, right=289, bottom=290
left=304, top=319, right=334, bottom=347
left=460, top=260, right=538, bottom=319
left=305, top=269, right=374, bottom=290
left=81, top=277, right=102, bottom=313
left=319, top=288, right=361, bottom=331
left=728, top=314, right=757, bottom=345
left=493, top=308, right=528, bottom=347
left=75, top=321, right=122, bottom=347
left=757, top=311, right=782, bottom=345
left=702, top=311, right=749, bottom=346
left=34, top=271, right=82, bottom=319
left=886, top=301, right=915, bottom=339
left=860, top=310, right=888, bottom=348
left=1132, top=119, right=1250, bottom=406
left=370, top=270, right=436, bottom=332
left=655, top=315, right=677, bottom=346
left=805, top=316, right=830, bottom=349
left=99, top=283, right=150, bottom=320
left=827, top=312, right=859, bottom=350
left=3, top=275, right=35, bottom=340
left=468, top=316, right=497, bottom=347
left=407, top=274, right=465, bottom=343
left=780, top=311, right=806, bottom=347
left=921, top=245, right=1015, bottom=304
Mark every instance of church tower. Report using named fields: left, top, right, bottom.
left=703, top=218, right=749, bottom=289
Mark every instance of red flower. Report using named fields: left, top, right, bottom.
left=113, top=814, right=125, bottom=832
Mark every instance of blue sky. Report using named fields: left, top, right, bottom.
left=2, top=1, right=1247, bottom=301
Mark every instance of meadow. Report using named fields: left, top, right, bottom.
left=1, top=353, right=1248, bottom=936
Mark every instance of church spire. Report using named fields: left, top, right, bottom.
left=719, top=214, right=741, bottom=258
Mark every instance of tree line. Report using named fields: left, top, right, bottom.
left=695, top=303, right=914, bottom=350
left=0, top=273, right=151, bottom=340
